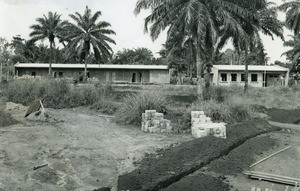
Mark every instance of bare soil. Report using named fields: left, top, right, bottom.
left=117, top=120, right=280, bottom=191
left=256, top=106, right=300, bottom=124
left=0, top=102, right=192, bottom=191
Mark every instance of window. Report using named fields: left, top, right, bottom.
left=58, top=72, right=63, bottom=78
left=251, top=74, right=258, bottom=82
left=241, top=74, right=245, bottom=81
left=220, top=73, right=227, bottom=82
left=231, top=73, right=237, bottom=82
left=31, top=71, right=36, bottom=77
left=251, top=74, right=257, bottom=82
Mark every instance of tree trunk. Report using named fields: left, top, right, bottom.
left=244, top=51, right=249, bottom=93
left=196, top=47, right=204, bottom=99
left=49, top=41, right=53, bottom=77
left=83, top=42, right=89, bottom=81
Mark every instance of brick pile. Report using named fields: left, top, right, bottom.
left=191, top=111, right=226, bottom=138
left=141, top=110, right=172, bottom=133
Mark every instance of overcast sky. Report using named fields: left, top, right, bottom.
left=0, top=0, right=293, bottom=64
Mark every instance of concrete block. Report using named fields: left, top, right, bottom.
left=149, top=126, right=160, bottom=133
left=160, top=121, right=166, bottom=129
left=153, top=120, right=160, bottom=126
left=195, top=129, right=208, bottom=138
left=145, top=110, right=156, bottom=120
left=154, top=113, right=164, bottom=120
left=199, top=115, right=207, bottom=122
left=144, top=120, right=151, bottom=132
left=141, top=122, right=145, bottom=131
left=166, top=124, right=173, bottom=131
left=205, top=117, right=212, bottom=123
left=191, top=111, right=201, bottom=119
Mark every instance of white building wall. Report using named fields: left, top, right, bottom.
left=213, top=71, right=264, bottom=87
left=149, top=70, right=170, bottom=84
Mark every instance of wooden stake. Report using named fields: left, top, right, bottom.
left=250, top=146, right=292, bottom=168
left=244, top=171, right=300, bottom=186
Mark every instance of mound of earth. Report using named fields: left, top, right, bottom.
left=117, top=119, right=280, bottom=191
left=255, top=106, right=300, bottom=124
left=162, top=173, right=230, bottom=191
left=206, top=135, right=278, bottom=175
left=0, top=110, right=16, bottom=127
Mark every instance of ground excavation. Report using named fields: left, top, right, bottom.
left=0, top=102, right=300, bottom=191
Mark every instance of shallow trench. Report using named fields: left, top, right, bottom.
left=119, top=126, right=280, bottom=191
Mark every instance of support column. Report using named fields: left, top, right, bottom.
left=285, top=70, right=289, bottom=87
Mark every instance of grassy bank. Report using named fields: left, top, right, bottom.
left=2, top=79, right=300, bottom=130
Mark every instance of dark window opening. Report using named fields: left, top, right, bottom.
left=251, top=74, right=258, bottom=82
left=53, top=72, right=57, bottom=78
left=231, top=73, right=237, bottom=82
left=32, top=71, right=36, bottom=77
left=241, top=74, right=245, bottom=81
left=220, top=73, right=227, bottom=82
left=59, top=72, right=63, bottom=78
left=132, top=73, right=136, bottom=82
left=139, top=73, right=142, bottom=82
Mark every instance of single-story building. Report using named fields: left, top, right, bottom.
left=211, top=65, right=289, bottom=87
left=14, top=63, right=170, bottom=84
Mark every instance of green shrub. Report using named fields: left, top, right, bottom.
left=190, top=100, right=256, bottom=124
left=0, top=97, right=15, bottom=127
left=115, top=90, right=167, bottom=125
left=202, top=86, right=228, bottom=102
left=66, top=85, right=98, bottom=108
left=91, top=98, right=121, bottom=115
left=4, top=79, right=44, bottom=104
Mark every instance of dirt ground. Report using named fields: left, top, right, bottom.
left=228, top=124, right=300, bottom=191
left=1, top=102, right=300, bottom=191
left=0, top=102, right=192, bottom=191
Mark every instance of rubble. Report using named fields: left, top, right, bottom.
left=191, top=111, right=226, bottom=138
left=141, top=110, right=172, bottom=133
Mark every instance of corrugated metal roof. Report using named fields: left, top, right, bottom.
left=213, top=65, right=289, bottom=72
left=14, top=63, right=169, bottom=70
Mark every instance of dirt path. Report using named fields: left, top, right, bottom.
left=0, top=103, right=192, bottom=191
left=228, top=123, right=300, bottom=191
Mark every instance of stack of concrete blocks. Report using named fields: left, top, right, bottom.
left=141, top=110, right=172, bottom=133
left=191, top=111, right=226, bottom=139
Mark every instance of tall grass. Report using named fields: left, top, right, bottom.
left=115, top=90, right=167, bottom=125
left=3, top=79, right=116, bottom=111
left=226, top=85, right=300, bottom=110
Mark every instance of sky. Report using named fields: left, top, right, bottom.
left=0, top=0, right=293, bottom=64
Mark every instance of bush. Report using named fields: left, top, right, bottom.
left=115, top=90, right=167, bottom=125
left=4, top=79, right=117, bottom=110
left=91, top=98, right=121, bottom=115
left=202, top=86, right=228, bottom=102
left=0, top=97, right=15, bottom=127
left=190, top=100, right=257, bottom=124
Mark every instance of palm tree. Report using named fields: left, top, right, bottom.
left=135, top=0, right=267, bottom=96
left=243, top=3, right=284, bottom=92
left=282, top=34, right=300, bottom=72
left=279, top=0, right=300, bottom=35
left=63, top=6, right=116, bottom=80
left=29, top=12, right=67, bottom=76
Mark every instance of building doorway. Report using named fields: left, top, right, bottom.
left=132, top=73, right=136, bottom=82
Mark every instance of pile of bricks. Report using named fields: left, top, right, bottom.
left=191, top=111, right=226, bottom=138
left=141, top=110, right=172, bottom=133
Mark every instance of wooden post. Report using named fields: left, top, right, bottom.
left=0, top=63, right=2, bottom=82
left=250, top=146, right=292, bottom=168
left=285, top=69, right=290, bottom=87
